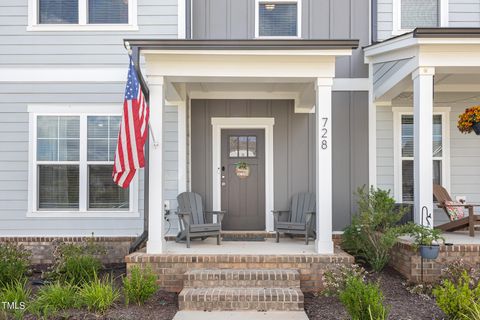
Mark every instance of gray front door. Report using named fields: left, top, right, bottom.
left=221, top=129, right=265, bottom=230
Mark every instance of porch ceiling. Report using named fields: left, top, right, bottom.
left=365, top=28, right=480, bottom=102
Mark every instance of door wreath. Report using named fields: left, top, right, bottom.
left=234, top=161, right=250, bottom=178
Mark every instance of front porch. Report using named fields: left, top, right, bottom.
left=126, top=39, right=359, bottom=255
left=125, top=233, right=352, bottom=293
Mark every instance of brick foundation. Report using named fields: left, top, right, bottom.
left=0, top=236, right=136, bottom=265
left=125, top=248, right=354, bottom=293
left=389, top=240, right=480, bottom=283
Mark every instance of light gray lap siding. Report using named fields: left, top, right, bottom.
left=0, top=0, right=178, bottom=66
left=449, top=0, right=480, bottom=27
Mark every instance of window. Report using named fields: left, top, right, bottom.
left=28, top=0, right=137, bottom=31
left=392, top=0, right=447, bottom=35
left=28, top=106, right=138, bottom=217
left=255, top=0, right=301, bottom=38
left=229, top=136, right=257, bottom=158
left=394, top=108, right=450, bottom=202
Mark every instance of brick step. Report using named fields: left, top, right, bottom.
left=178, top=287, right=304, bottom=311
left=183, top=269, right=300, bottom=288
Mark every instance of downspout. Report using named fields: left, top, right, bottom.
left=128, top=45, right=151, bottom=253
left=371, top=0, right=378, bottom=44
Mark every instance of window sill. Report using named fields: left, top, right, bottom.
left=255, top=36, right=302, bottom=39
left=26, top=24, right=139, bottom=32
left=27, top=211, right=140, bottom=218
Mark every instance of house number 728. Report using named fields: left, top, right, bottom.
left=321, top=117, right=328, bottom=150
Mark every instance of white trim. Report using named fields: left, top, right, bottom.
left=392, top=106, right=451, bottom=202
left=0, top=68, right=125, bottom=83
left=392, top=0, right=448, bottom=36
left=211, top=117, right=275, bottom=232
left=178, top=0, right=186, bottom=39
left=27, top=104, right=139, bottom=218
left=368, top=64, right=377, bottom=187
left=27, top=0, right=138, bottom=31
left=332, top=78, right=370, bottom=91
left=254, top=0, right=302, bottom=39
left=177, top=101, right=187, bottom=194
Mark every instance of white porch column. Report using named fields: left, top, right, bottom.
left=147, top=75, right=166, bottom=254
left=412, top=67, right=435, bottom=227
left=315, top=77, right=334, bottom=254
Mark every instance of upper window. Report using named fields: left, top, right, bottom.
left=394, top=109, right=450, bottom=203
left=393, top=0, right=446, bottom=35
left=29, top=0, right=137, bottom=31
left=229, top=136, right=257, bottom=158
left=28, top=106, right=138, bottom=217
left=255, top=0, right=301, bottom=38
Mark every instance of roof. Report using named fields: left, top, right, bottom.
left=123, top=39, right=359, bottom=51
left=413, top=28, right=480, bottom=38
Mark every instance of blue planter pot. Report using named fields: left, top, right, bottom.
left=419, top=245, right=440, bottom=260
left=473, top=122, right=480, bottom=135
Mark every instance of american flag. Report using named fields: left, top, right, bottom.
left=112, top=58, right=149, bottom=188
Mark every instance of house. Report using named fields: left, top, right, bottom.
left=2, top=0, right=480, bottom=290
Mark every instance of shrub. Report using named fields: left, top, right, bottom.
left=0, top=243, right=31, bottom=287
left=342, top=186, right=411, bottom=272
left=47, top=238, right=105, bottom=286
left=322, top=264, right=367, bottom=297
left=77, top=275, right=119, bottom=313
left=339, top=275, right=389, bottom=320
left=0, top=280, right=31, bottom=320
left=30, top=282, right=78, bottom=318
left=123, top=266, right=158, bottom=306
left=460, top=300, right=480, bottom=320
left=433, top=271, right=480, bottom=319
left=442, top=259, right=480, bottom=288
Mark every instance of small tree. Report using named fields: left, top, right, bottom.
left=342, top=186, right=410, bottom=272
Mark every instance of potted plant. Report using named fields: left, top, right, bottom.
left=409, top=225, right=445, bottom=260
left=458, top=106, right=480, bottom=135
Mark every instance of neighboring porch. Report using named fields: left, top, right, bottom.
left=125, top=39, right=359, bottom=255
left=365, top=28, right=480, bottom=228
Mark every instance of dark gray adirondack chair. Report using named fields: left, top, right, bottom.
left=272, top=192, right=316, bottom=244
left=176, top=192, right=225, bottom=248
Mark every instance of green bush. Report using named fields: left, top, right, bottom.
left=460, top=300, right=480, bottom=320
left=47, top=239, right=104, bottom=286
left=123, top=266, right=158, bottom=306
left=30, top=282, right=78, bottom=318
left=433, top=271, right=480, bottom=320
left=339, top=275, right=389, bottom=320
left=0, top=280, right=31, bottom=320
left=342, top=186, right=411, bottom=272
left=77, top=275, right=119, bottom=313
left=0, top=243, right=31, bottom=287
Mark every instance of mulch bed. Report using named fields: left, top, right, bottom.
left=304, top=266, right=445, bottom=320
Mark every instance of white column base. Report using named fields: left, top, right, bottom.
left=315, top=239, right=334, bottom=254
left=146, top=239, right=167, bottom=254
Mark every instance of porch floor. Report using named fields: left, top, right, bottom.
left=164, top=237, right=318, bottom=255
left=399, top=231, right=480, bottom=245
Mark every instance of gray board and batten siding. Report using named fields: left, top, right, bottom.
left=190, top=96, right=368, bottom=232
left=189, top=0, right=370, bottom=230
left=0, top=0, right=179, bottom=236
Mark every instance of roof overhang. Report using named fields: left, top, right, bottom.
left=125, top=39, right=359, bottom=111
left=364, top=28, right=480, bottom=102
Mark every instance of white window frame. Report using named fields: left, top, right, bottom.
left=393, top=107, right=451, bottom=202
left=27, top=0, right=138, bottom=32
left=27, top=104, right=139, bottom=218
left=255, top=0, right=302, bottom=39
left=392, top=0, right=448, bottom=36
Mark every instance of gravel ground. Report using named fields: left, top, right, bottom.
left=304, top=267, right=445, bottom=320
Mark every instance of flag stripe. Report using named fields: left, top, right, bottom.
left=112, top=58, right=149, bottom=189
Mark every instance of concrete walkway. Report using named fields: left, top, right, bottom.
left=173, top=311, right=309, bottom=320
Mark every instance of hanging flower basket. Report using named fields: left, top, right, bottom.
left=458, top=106, right=480, bottom=135
left=234, top=161, right=250, bottom=179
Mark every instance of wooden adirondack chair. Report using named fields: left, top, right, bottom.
left=433, top=184, right=480, bottom=237
left=272, top=192, right=316, bottom=245
left=176, top=192, right=225, bottom=248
